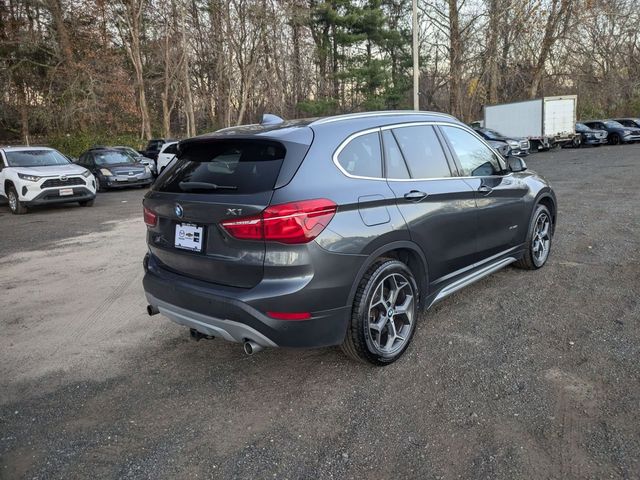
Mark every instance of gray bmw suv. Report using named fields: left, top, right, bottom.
left=143, top=111, right=556, bottom=365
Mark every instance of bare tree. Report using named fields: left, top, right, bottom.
left=114, top=0, right=152, bottom=140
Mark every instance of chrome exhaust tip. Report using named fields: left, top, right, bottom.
left=147, top=305, right=160, bottom=316
left=243, top=341, right=264, bottom=355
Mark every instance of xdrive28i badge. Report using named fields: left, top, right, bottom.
left=175, top=203, right=184, bottom=218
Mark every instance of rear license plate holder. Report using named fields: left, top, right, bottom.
left=175, top=223, right=204, bottom=252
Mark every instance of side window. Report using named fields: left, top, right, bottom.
left=391, top=125, right=451, bottom=179
left=337, top=132, right=382, bottom=178
left=164, top=143, right=178, bottom=155
left=440, top=126, right=502, bottom=177
left=382, top=130, right=409, bottom=179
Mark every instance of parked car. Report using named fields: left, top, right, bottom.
left=143, top=111, right=557, bottom=365
left=473, top=127, right=530, bottom=156
left=573, top=122, right=608, bottom=147
left=77, top=147, right=153, bottom=191
left=0, top=146, right=96, bottom=214
left=582, top=120, right=640, bottom=145
left=614, top=118, right=640, bottom=129
left=113, top=146, right=157, bottom=175
left=156, top=141, right=179, bottom=174
left=142, top=138, right=175, bottom=160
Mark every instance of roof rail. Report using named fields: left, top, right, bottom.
left=310, top=110, right=455, bottom=126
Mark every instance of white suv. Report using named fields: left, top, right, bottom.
left=0, top=146, right=97, bottom=214
left=156, top=141, right=179, bottom=174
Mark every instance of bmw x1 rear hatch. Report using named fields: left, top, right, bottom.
left=143, top=130, right=311, bottom=288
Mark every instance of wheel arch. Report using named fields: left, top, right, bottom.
left=4, top=179, right=16, bottom=196
left=535, top=192, right=557, bottom=232
left=347, top=241, right=429, bottom=310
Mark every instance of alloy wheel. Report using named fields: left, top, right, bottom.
left=366, top=273, right=415, bottom=356
left=532, top=212, right=551, bottom=266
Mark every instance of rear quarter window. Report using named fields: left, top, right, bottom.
left=336, top=131, right=382, bottom=178
left=154, top=140, right=286, bottom=194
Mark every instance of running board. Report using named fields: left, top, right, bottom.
left=431, top=257, right=517, bottom=305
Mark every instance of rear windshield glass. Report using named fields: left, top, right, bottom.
left=154, top=140, right=286, bottom=194
left=147, top=140, right=164, bottom=150
left=5, top=149, right=70, bottom=167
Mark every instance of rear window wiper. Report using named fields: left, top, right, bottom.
left=178, top=181, right=238, bottom=191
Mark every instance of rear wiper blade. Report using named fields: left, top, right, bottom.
left=178, top=181, right=238, bottom=191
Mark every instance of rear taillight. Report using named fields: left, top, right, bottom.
left=143, top=206, right=157, bottom=227
left=221, top=199, right=337, bottom=244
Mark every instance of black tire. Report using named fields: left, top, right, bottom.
left=341, top=259, right=419, bottom=366
left=79, top=199, right=94, bottom=207
left=609, top=133, right=620, bottom=145
left=514, top=204, right=553, bottom=270
left=96, top=177, right=104, bottom=192
left=7, top=186, right=27, bottom=214
left=571, top=136, right=582, bottom=148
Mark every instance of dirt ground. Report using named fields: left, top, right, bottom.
left=1, top=145, right=639, bottom=479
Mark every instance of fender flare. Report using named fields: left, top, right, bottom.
left=346, top=240, right=429, bottom=309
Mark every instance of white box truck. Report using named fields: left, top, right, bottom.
left=483, top=95, right=579, bottom=151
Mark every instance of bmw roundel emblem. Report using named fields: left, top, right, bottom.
left=175, top=203, right=184, bottom=218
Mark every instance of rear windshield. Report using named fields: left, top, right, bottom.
left=147, top=140, right=165, bottom=150
left=154, top=140, right=286, bottom=194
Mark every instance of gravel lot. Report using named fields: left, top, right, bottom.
left=1, top=145, right=639, bottom=479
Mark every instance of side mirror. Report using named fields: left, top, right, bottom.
left=507, top=155, right=527, bottom=172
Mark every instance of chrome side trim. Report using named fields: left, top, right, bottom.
left=311, top=110, right=455, bottom=126
left=433, top=246, right=520, bottom=285
left=430, top=256, right=517, bottom=306
left=146, top=293, right=278, bottom=347
left=331, top=121, right=509, bottom=182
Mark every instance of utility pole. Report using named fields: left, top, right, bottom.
left=412, top=0, right=419, bottom=110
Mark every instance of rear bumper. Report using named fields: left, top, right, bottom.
left=142, top=252, right=354, bottom=348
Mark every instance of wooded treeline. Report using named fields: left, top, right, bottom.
left=1, top=0, right=639, bottom=146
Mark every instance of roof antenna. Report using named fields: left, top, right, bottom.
left=261, top=113, right=284, bottom=125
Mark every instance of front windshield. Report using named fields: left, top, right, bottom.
left=5, top=149, right=71, bottom=167
left=604, top=121, right=624, bottom=128
left=576, top=123, right=587, bottom=131
left=93, top=151, right=137, bottom=166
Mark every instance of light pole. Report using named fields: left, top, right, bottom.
left=412, top=0, right=419, bottom=110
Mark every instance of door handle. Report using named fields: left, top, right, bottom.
left=478, top=185, right=493, bottom=195
left=404, top=190, right=428, bottom=201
